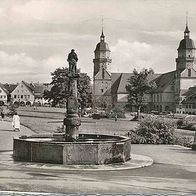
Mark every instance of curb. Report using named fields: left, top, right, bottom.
left=0, top=152, right=153, bottom=171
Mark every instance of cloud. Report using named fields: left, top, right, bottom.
left=0, top=51, right=65, bottom=83
left=6, top=0, right=123, bottom=25
left=110, top=39, right=175, bottom=73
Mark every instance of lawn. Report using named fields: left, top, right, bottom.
left=7, top=106, right=195, bottom=143
left=12, top=106, right=138, bottom=135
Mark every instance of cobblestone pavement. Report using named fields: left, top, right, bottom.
left=0, top=192, right=195, bottom=196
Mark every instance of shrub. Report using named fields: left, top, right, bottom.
left=173, top=135, right=193, bottom=148
left=190, top=124, right=196, bottom=131
left=129, top=115, right=194, bottom=147
left=177, top=119, right=184, bottom=128
left=106, top=105, right=126, bottom=119
left=133, top=116, right=177, bottom=144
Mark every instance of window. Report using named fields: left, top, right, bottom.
left=102, top=68, right=105, bottom=79
left=101, top=89, right=104, bottom=93
left=0, top=90, right=1, bottom=93
left=18, top=95, right=20, bottom=98
left=188, top=69, right=191, bottom=77
left=4, top=96, right=6, bottom=98
left=14, top=95, right=16, bottom=98
left=28, top=95, right=30, bottom=99
left=21, top=95, right=23, bottom=99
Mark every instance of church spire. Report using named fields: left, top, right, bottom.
left=184, top=12, right=190, bottom=38
left=100, top=18, right=105, bottom=42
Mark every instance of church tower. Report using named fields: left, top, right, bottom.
left=93, top=29, right=112, bottom=109
left=175, top=20, right=196, bottom=113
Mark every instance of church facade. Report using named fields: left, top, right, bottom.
left=93, top=23, right=196, bottom=114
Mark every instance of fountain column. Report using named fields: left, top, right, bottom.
left=64, top=49, right=81, bottom=141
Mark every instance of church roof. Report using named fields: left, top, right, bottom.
left=178, top=38, right=195, bottom=50
left=178, top=24, right=195, bottom=50
left=95, top=41, right=110, bottom=51
left=111, top=72, right=161, bottom=95
left=95, top=30, right=110, bottom=52
left=152, top=71, right=176, bottom=93
left=111, top=73, right=122, bottom=94
left=117, top=73, right=133, bottom=94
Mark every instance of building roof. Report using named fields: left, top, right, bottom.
left=2, top=83, right=17, bottom=93
left=178, top=38, right=195, bottom=50
left=95, top=31, right=110, bottom=52
left=117, top=73, right=133, bottom=94
left=182, top=86, right=196, bottom=104
left=178, top=25, right=195, bottom=50
left=21, top=81, right=51, bottom=98
left=0, top=83, right=9, bottom=94
left=182, top=86, right=196, bottom=97
left=111, top=72, right=161, bottom=95
left=111, top=73, right=122, bottom=95
left=95, top=41, right=110, bottom=52
left=152, top=71, right=176, bottom=93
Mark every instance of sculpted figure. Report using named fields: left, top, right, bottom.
left=67, top=49, right=78, bottom=75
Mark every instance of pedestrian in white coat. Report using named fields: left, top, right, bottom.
left=12, top=112, right=20, bottom=131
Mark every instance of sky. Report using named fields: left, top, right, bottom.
left=0, top=0, right=196, bottom=83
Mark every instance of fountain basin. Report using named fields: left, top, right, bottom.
left=13, top=134, right=131, bottom=165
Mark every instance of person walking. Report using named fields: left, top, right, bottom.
left=1, top=111, right=5, bottom=121
left=12, top=112, right=20, bottom=131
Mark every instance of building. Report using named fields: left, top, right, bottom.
left=93, top=22, right=196, bottom=113
left=10, top=81, right=51, bottom=106
left=0, top=83, right=9, bottom=106
left=93, top=29, right=112, bottom=108
left=181, top=86, right=196, bottom=114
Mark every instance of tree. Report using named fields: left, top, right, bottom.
left=126, top=68, right=156, bottom=117
left=44, top=67, right=92, bottom=110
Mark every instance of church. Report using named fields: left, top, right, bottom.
left=93, top=23, right=196, bottom=114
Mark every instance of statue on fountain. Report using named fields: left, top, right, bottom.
left=64, top=49, right=81, bottom=141
left=67, top=49, right=78, bottom=77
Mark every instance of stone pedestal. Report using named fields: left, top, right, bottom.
left=64, top=75, right=81, bottom=141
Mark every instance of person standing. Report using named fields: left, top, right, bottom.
left=12, top=112, right=20, bottom=131
left=115, top=114, right=118, bottom=122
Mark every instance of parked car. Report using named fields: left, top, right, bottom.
left=92, top=113, right=101, bottom=119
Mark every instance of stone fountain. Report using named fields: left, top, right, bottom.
left=13, top=50, right=131, bottom=165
